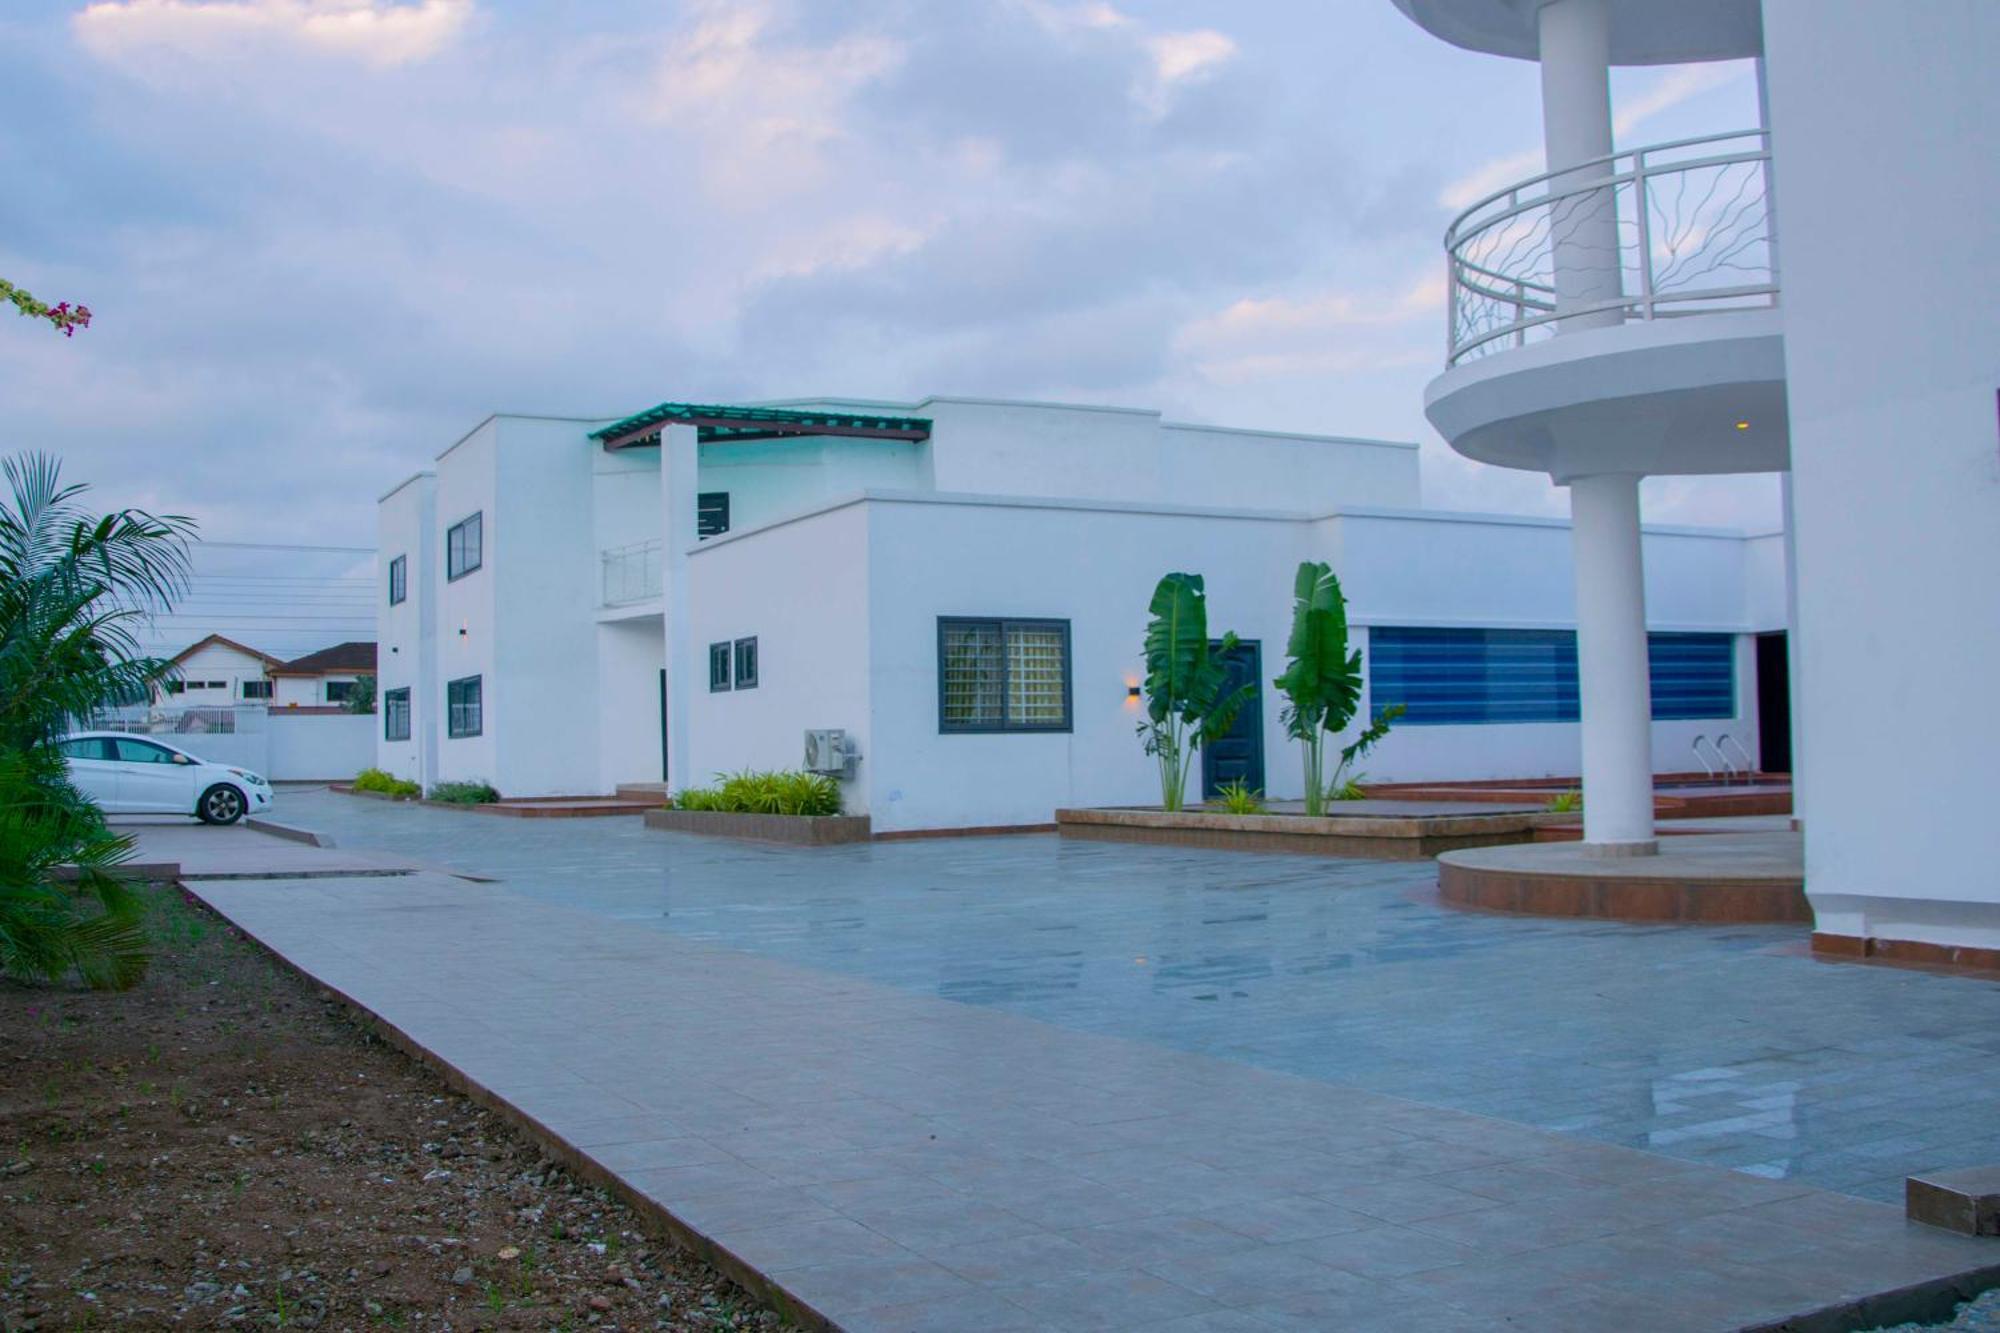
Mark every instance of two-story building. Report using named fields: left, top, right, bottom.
left=376, top=395, right=1788, bottom=834
left=1387, top=0, right=1999, bottom=961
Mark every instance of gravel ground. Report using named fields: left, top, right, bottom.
left=1868, top=1289, right=2000, bottom=1333
left=1, top=883, right=783, bottom=1331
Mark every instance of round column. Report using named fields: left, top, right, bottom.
left=1538, top=0, right=1623, bottom=329
left=1569, top=471, right=1657, bottom=853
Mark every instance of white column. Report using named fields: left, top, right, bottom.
left=1569, top=471, right=1657, bottom=853
left=1780, top=471, right=1803, bottom=825
left=660, top=424, right=697, bottom=791
left=1538, top=0, right=1622, bottom=329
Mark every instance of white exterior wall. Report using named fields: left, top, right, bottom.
left=271, top=674, right=363, bottom=708
left=164, top=641, right=272, bottom=704
left=683, top=503, right=873, bottom=804
left=1335, top=509, right=1766, bottom=781
left=433, top=422, right=501, bottom=787
left=1767, top=0, right=2000, bottom=950
left=376, top=473, right=435, bottom=786
left=267, top=712, right=377, bottom=781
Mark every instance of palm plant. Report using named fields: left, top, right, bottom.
left=1273, top=561, right=1403, bottom=816
left=0, top=452, right=195, bottom=988
left=1137, top=572, right=1254, bottom=812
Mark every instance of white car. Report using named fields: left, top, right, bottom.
left=57, top=731, right=274, bottom=825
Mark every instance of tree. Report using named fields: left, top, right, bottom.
left=0, top=453, right=195, bottom=988
left=1273, top=561, right=1403, bottom=816
left=345, top=673, right=377, bottom=715
left=1137, top=572, right=1254, bottom=812
left=2, top=278, right=91, bottom=337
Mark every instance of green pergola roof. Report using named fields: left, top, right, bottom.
left=590, top=401, right=933, bottom=450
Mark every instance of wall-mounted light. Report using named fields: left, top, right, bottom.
left=1735, top=420, right=1751, bottom=431
left=1126, top=685, right=1142, bottom=700
left=458, top=626, right=468, bottom=637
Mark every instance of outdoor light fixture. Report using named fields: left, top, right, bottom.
left=1126, top=685, right=1142, bottom=699
left=1735, top=420, right=1751, bottom=430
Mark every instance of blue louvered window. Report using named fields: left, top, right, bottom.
left=1368, top=628, right=1734, bottom=725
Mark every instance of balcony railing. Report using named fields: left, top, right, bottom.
left=601, top=538, right=662, bottom=606
left=1446, top=130, right=1777, bottom=366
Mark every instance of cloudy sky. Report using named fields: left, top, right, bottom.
left=2, top=0, right=1781, bottom=545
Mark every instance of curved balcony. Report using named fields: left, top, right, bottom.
left=1425, top=130, right=1788, bottom=479
left=1448, top=130, right=1776, bottom=366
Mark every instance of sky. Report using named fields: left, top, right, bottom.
left=1, top=0, right=1783, bottom=547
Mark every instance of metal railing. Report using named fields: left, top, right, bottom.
left=1446, top=130, right=1777, bottom=366
left=601, top=538, right=663, bottom=606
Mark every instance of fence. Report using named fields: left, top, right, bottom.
left=90, top=704, right=375, bottom=781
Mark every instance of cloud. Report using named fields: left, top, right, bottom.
left=73, top=0, right=472, bottom=69
left=1438, top=61, right=1749, bottom=210
left=1174, top=273, right=1444, bottom=383
left=1147, top=28, right=1236, bottom=86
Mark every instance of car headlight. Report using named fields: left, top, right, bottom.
left=228, top=768, right=270, bottom=788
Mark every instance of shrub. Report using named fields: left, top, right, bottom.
left=1207, top=780, right=1265, bottom=815
left=671, top=769, right=840, bottom=817
left=353, top=767, right=421, bottom=799
left=1546, top=788, right=1583, bottom=813
left=427, top=779, right=500, bottom=805
left=1331, top=773, right=1370, bottom=801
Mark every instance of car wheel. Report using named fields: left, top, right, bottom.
left=198, top=784, right=246, bottom=825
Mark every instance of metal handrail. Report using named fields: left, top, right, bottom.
left=1691, top=734, right=1724, bottom=783
left=1444, top=129, right=1777, bottom=366
left=1718, top=733, right=1755, bottom=779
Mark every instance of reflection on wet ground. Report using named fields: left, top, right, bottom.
left=277, top=791, right=2000, bottom=1202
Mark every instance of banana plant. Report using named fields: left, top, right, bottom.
left=1273, top=561, right=1402, bottom=815
left=1138, top=572, right=1254, bottom=812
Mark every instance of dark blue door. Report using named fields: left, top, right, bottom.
left=1201, top=640, right=1264, bottom=801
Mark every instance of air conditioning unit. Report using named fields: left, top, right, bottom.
left=803, top=729, right=857, bottom=776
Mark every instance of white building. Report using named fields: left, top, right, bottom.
left=377, top=396, right=1785, bottom=832
left=1388, top=1, right=2000, bottom=958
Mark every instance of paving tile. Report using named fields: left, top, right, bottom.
left=711, top=1216, right=916, bottom=1272
left=776, top=1257, right=982, bottom=1320
left=1273, top=1223, right=1482, bottom=1279
left=838, top=1290, right=1052, bottom=1333
left=993, top=1269, right=1221, bottom=1330
left=1198, top=1193, right=1376, bottom=1244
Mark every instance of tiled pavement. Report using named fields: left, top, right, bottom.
left=251, top=793, right=2000, bottom=1204
left=186, top=866, right=2000, bottom=1332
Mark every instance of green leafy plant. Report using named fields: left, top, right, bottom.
left=1546, top=788, right=1583, bottom=813
left=1137, top=572, right=1254, bottom=812
left=672, top=769, right=840, bottom=817
left=0, top=453, right=193, bottom=989
left=426, top=779, right=500, bottom=805
left=1206, top=779, right=1265, bottom=815
left=344, top=673, right=377, bottom=715
left=1273, top=561, right=1403, bottom=816
left=1331, top=772, right=1370, bottom=801
left=352, top=767, right=420, bottom=799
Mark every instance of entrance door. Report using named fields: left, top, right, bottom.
left=1201, top=640, right=1265, bottom=801
left=658, top=668, right=670, bottom=783
left=1756, top=632, right=1791, bottom=774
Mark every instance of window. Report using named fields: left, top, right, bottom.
left=388, top=554, right=407, bottom=605
left=447, top=675, right=482, bottom=738
left=112, top=737, right=179, bottom=764
left=325, top=680, right=356, bottom=704
left=697, top=492, right=731, bottom=539
left=58, top=737, right=111, bottom=761
left=708, top=642, right=732, bottom=692
left=384, top=688, right=412, bottom=742
left=733, top=637, right=758, bottom=689
left=447, top=513, right=483, bottom=580
left=1648, top=633, right=1736, bottom=720
left=938, top=618, right=1071, bottom=733
left=241, top=680, right=272, bottom=700
left=1367, top=628, right=1738, bottom=725
left=162, top=680, right=186, bottom=695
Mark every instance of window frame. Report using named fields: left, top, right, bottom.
left=325, top=680, right=356, bottom=704
left=446, top=512, right=483, bottom=582
left=708, top=642, right=732, bottom=693
left=446, top=675, right=483, bottom=739
left=936, top=616, right=1073, bottom=735
left=241, top=680, right=272, bottom=700
left=733, top=636, right=758, bottom=690
left=388, top=553, right=407, bottom=605
left=384, top=687, right=412, bottom=742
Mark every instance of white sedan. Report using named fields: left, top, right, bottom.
left=57, top=731, right=274, bottom=825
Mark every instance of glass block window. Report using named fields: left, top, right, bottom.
left=388, top=554, right=406, bottom=605
left=447, top=675, right=482, bottom=738
left=708, top=642, right=732, bottom=692
left=1368, top=627, right=1738, bottom=725
left=938, top=618, right=1071, bottom=733
left=384, top=688, right=411, bottom=741
left=733, top=637, right=758, bottom=690
left=446, top=513, right=482, bottom=580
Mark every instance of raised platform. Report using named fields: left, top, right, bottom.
left=1437, top=832, right=1807, bottom=923
left=643, top=808, right=872, bottom=845
left=1056, top=802, right=1553, bottom=860
left=1368, top=775, right=1793, bottom=820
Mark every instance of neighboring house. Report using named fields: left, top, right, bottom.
left=270, top=641, right=377, bottom=709
left=1387, top=0, right=1998, bottom=957
left=377, top=397, right=1787, bottom=830
left=152, top=633, right=287, bottom=706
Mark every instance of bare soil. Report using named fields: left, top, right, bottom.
left=1, top=885, right=782, bottom=1331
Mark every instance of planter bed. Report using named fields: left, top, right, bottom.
left=1055, top=803, right=1557, bottom=860
left=643, top=808, right=872, bottom=845
left=329, top=784, right=653, bottom=818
